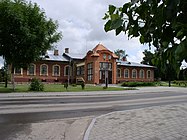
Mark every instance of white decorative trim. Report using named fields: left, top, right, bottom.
left=139, top=69, right=145, bottom=79
left=27, top=63, right=36, bottom=76
left=52, top=64, right=60, bottom=76
left=124, top=68, right=129, bottom=78
left=40, top=64, right=48, bottom=76
left=132, top=69, right=137, bottom=79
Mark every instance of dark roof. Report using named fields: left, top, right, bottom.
left=117, top=60, right=155, bottom=68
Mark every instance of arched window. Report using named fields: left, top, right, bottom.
left=40, top=64, right=48, bottom=76
left=147, top=70, right=151, bottom=79
left=132, top=69, right=137, bottom=78
left=64, top=65, right=71, bottom=76
left=139, top=69, right=144, bottom=79
left=53, top=65, right=60, bottom=76
left=103, top=53, right=106, bottom=60
left=124, top=69, right=129, bottom=78
left=27, top=63, right=36, bottom=75
left=117, top=68, right=121, bottom=78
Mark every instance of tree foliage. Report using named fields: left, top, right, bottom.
left=114, top=49, right=128, bottom=60
left=0, top=0, right=62, bottom=68
left=142, top=49, right=179, bottom=80
left=141, top=50, right=154, bottom=65
left=29, top=78, right=44, bottom=91
left=103, top=0, right=187, bottom=73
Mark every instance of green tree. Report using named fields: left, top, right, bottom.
left=0, top=0, right=62, bottom=90
left=114, top=49, right=128, bottom=60
left=141, top=50, right=154, bottom=65
left=103, top=0, right=187, bottom=74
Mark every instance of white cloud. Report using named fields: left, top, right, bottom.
left=0, top=57, right=4, bottom=68
left=0, top=0, right=146, bottom=67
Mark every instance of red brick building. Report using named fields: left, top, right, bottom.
left=13, top=44, right=155, bottom=84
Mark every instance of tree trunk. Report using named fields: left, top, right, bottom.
left=5, top=66, right=8, bottom=88
left=11, top=64, right=15, bottom=91
left=4, top=60, right=8, bottom=88
left=5, top=76, right=8, bottom=88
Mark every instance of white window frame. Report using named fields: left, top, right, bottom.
left=40, top=64, right=48, bottom=76
left=14, top=68, right=23, bottom=75
left=124, top=69, right=129, bottom=78
left=117, top=68, right=121, bottom=78
left=52, top=64, right=60, bottom=76
left=132, top=69, right=137, bottom=79
left=64, top=65, right=71, bottom=76
left=27, top=63, right=36, bottom=76
left=139, top=69, right=145, bottom=79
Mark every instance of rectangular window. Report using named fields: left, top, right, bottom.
left=77, top=66, right=84, bottom=76
left=40, top=64, right=48, bottom=76
left=87, top=63, right=93, bottom=81
left=53, top=65, right=60, bottom=76
left=124, top=69, right=129, bottom=78
left=27, top=64, right=35, bottom=75
left=117, top=68, right=121, bottom=78
left=14, top=68, right=22, bottom=75
left=139, top=70, right=144, bottom=79
left=132, top=70, right=137, bottom=78
left=100, top=62, right=112, bottom=70
left=147, top=70, right=151, bottom=78
left=64, top=66, right=71, bottom=76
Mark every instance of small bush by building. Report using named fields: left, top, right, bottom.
left=29, top=78, right=44, bottom=91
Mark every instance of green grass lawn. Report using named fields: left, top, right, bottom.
left=0, top=83, right=134, bottom=93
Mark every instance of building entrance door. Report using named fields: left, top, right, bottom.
left=99, top=70, right=112, bottom=84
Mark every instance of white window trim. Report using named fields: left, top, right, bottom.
left=147, top=70, right=151, bottom=79
left=64, top=65, right=71, bottom=76
left=124, top=69, right=129, bottom=78
left=14, top=68, right=23, bottom=75
left=27, top=63, right=36, bottom=76
left=132, top=69, right=137, bottom=79
left=52, top=64, right=60, bottom=76
left=40, top=64, right=48, bottom=76
left=117, top=68, right=121, bottom=78
left=139, top=69, right=145, bottom=79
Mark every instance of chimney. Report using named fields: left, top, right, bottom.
left=122, top=56, right=127, bottom=61
left=65, top=48, right=69, bottom=53
left=54, top=50, right=59, bottom=56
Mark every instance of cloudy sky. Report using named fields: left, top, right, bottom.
left=0, top=0, right=151, bottom=68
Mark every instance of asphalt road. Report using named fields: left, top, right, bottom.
left=0, top=88, right=187, bottom=140
left=0, top=91, right=187, bottom=123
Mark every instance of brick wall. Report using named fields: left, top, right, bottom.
left=116, top=66, right=155, bottom=83
left=14, top=60, right=69, bottom=83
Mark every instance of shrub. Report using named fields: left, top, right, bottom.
left=81, top=82, right=85, bottom=90
left=121, top=82, right=156, bottom=87
left=71, top=84, right=77, bottom=87
left=103, top=86, right=108, bottom=89
left=29, top=78, right=44, bottom=91
left=64, top=83, right=68, bottom=90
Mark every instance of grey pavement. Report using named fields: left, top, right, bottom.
left=0, top=86, right=187, bottom=98
left=84, top=103, right=187, bottom=140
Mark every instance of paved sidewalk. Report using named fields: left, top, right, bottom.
left=0, top=87, right=186, bottom=98
left=84, top=103, right=187, bottom=140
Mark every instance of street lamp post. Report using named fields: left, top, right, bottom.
left=167, top=60, right=171, bottom=87
left=68, top=58, right=72, bottom=86
left=105, top=69, right=108, bottom=88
